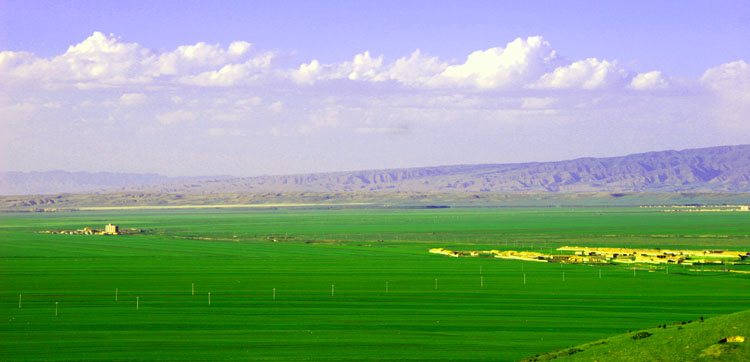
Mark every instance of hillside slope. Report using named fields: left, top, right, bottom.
left=520, top=309, right=750, bottom=362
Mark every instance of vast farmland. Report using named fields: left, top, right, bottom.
left=1, top=207, right=749, bottom=361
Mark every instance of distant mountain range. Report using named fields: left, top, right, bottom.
left=3, top=145, right=750, bottom=196
left=0, top=171, right=227, bottom=195
left=140, top=144, right=750, bottom=193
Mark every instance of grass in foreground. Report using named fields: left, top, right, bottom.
left=521, top=309, right=750, bottom=361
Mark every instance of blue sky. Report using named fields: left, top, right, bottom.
left=1, top=1, right=749, bottom=176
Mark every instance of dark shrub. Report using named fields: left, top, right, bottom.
left=632, top=332, right=652, bottom=340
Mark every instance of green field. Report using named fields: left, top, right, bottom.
left=1, top=207, right=749, bottom=361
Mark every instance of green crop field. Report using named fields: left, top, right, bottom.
left=1, top=207, right=749, bottom=361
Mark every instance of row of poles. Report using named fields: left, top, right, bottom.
left=16, top=265, right=630, bottom=314
left=20, top=261, right=710, bottom=316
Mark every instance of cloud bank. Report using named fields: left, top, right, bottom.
left=1, top=32, right=724, bottom=92
left=1, top=32, right=748, bottom=176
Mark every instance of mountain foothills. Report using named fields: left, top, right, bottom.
left=3, top=144, right=749, bottom=196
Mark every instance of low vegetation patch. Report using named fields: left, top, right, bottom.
left=631, top=331, right=652, bottom=340
left=519, top=310, right=750, bottom=361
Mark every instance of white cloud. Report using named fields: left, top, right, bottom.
left=4, top=32, right=749, bottom=177
left=291, top=59, right=322, bottom=85
left=11, top=32, right=153, bottom=85
left=269, top=101, right=283, bottom=112
left=630, top=71, right=669, bottom=90
left=157, top=110, right=197, bottom=124
left=700, top=60, right=750, bottom=129
left=0, top=32, right=268, bottom=88
left=120, top=92, right=147, bottom=106
left=701, top=60, right=750, bottom=91
left=346, top=51, right=385, bottom=81
left=228, top=41, right=252, bottom=56
left=387, top=49, right=449, bottom=86
left=299, top=106, right=342, bottom=133
left=285, top=36, right=638, bottom=91
left=152, top=40, right=253, bottom=76
left=435, top=36, right=562, bottom=89
left=533, top=58, right=627, bottom=89
left=290, top=51, right=387, bottom=84
left=0, top=50, right=35, bottom=73
left=177, top=52, right=275, bottom=86
left=287, top=37, right=563, bottom=89
left=1, top=32, right=672, bottom=93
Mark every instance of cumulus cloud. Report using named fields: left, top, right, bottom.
left=346, top=51, right=385, bottom=81
left=0, top=51, right=35, bottom=73
left=290, top=51, right=387, bottom=84
left=630, top=71, right=669, bottom=90
left=8, top=32, right=152, bottom=85
left=1, top=32, right=687, bottom=93
left=533, top=58, right=627, bottom=89
left=701, top=60, right=750, bottom=91
left=5, top=31, right=750, bottom=178
left=286, top=36, right=639, bottom=91
left=388, top=49, right=449, bottom=86
left=178, top=52, right=275, bottom=86
left=436, top=36, right=563, bottom=89
left=700, top=60, right=750, bottom=129
left=290, top=59, right=322, bottom=85
left=0, top=32, right=270, bottom=87
left=152, top=40, right=252, bottom=76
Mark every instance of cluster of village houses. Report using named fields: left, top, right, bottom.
left=640, top=205, right=750, bottom=211
left=43, top=224, right=120, bottom=235
left=429, top=246, right=749, bottom=265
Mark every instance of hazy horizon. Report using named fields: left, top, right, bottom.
left=2, top=1, right=749, bottom=177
